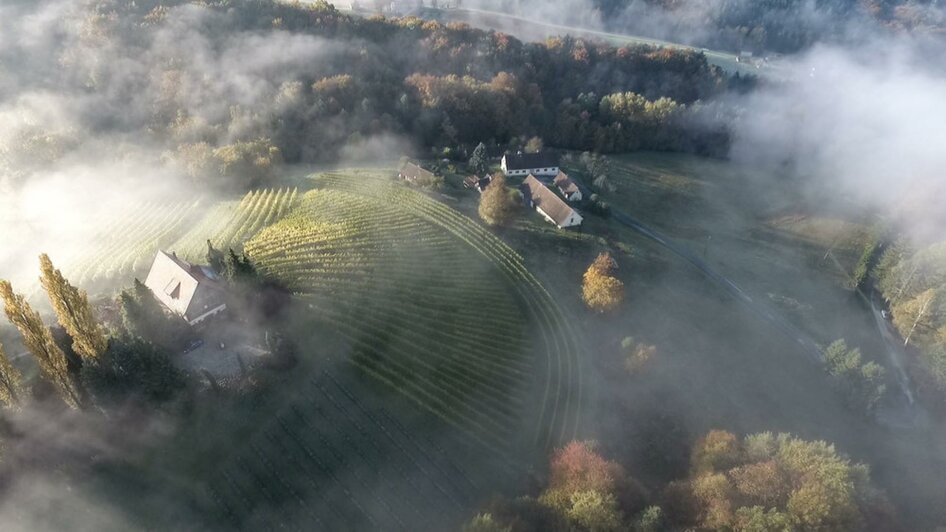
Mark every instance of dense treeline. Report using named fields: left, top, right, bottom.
left=873, top=239, right=946, bottom=400
left=0, top=0, right=735, bottom=193
left=0, top=256, right=186, bottom=411
left=465, top=433, right=893, bottom=531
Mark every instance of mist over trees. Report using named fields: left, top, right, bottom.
left=469, top=0, right=946, bottom=54
left=874, top=240, right=946, bottom=399
left=468, top=433, right=892, bottom=531
left=0, top=0, right=734, bottom=199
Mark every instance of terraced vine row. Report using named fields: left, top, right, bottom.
left=246, top=188, right=528, bottom=452
left=65, top=200, right=202, bottom=287
left=247, top=171, right=584, bottom=450
left=170, top=187, right=298, bottom=261
left=321, top=171, right=584, bottom=449
left=207, top=371, right=478, bottom=530
left=59, top=188, right=298, bottom=289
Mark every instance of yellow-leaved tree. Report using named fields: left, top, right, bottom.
left=582, top=252, right=624, bottom=313
left=478, top=173, right=519, bottom=227
left=39, top=254, right=107, bottom=361
left=0, top=280, right=81, bottom=408
left=0, top=341, right=24, bottom=409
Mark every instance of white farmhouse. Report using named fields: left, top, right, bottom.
left=553, top=171, right=582, bottom=202
left=501, top=151, right=560, bottom=178
left=144, top=251, right=228, bottom=327
left=520, top=175, right=583, bottom=229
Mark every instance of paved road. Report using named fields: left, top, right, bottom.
left=429, top=6, right=775, bottom=76
left=568, top=173, right=931, bottom=428
left=611, top=206, right=934, bottom=429
left=869, top=290, right=916, bottom=405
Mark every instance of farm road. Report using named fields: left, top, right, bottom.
left=610, top=208, right=931, bottom=427
left=610, top=209, right=824, bottom=362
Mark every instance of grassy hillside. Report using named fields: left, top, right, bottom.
left=60, top=169, right=589, bottom=529
left=246, top=170, right=585, bottom=451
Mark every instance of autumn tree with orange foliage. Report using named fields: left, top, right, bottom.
left=582, top=252, right=624, bottom=313
left=478, top=173, right=520, bottom=227
left=661, top=431, right=895, bottom=531
left=539, top=441, right=648, bottom=531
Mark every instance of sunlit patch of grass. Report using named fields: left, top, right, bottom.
left=765, top=215, right=871, bottom=253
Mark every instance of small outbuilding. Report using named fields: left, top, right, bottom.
left=144, top=251, right=228, bottom=327
left=520, top=174, right=583, bottom=229
left=501, top=151, right=560, bottom=178
left=463, top=174, right=493, bottom=193
left=553, top=171, right=582, bottom=202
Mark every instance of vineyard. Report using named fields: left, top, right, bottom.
left=207, top=370, right=482, bottom=530
left=170, top=188, right=299, bottom=262
left=246, top=171, right=585, bottom=452
left=60, top=170, right=587, bottom=529
left=62, top=188, right=298, bottom=289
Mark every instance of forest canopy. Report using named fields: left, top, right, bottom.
left=0, top=0, right=734, bottom=193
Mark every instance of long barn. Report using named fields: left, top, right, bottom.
left=520, top=175, right=583, bottom=229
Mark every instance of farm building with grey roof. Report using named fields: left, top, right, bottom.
left=501, top=151, right=560, bottom=178
left=520, top=174, right=583, bottom=229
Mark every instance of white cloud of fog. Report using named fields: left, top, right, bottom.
left=0, top=1, right=354, bottom=287
left=730, top=38, right=946, bottom=239
left=456, top=0, right=858, bottom=50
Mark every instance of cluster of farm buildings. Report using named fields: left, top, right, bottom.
left=400, top=151, right=585, bottom=229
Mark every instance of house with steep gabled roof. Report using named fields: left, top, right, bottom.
left=398, top=161, right=435, bottom=184
left=520, top=174, right=583, bottom=229
left=553, top=171, right=582, bottom=202
left=144, top=251, right=228, bottom=327
left=501, top=151, right=559, bottom=178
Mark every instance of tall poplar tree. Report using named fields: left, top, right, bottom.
left=0, top=280, right=81, bottom=408
left=39, top=254, right=107, bottom=361
left=0, top=341, right=24, bottom=408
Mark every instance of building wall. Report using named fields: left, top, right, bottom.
left=188, top=304, right=228, bottom=326
left=505, top=167, right=559, bottom=177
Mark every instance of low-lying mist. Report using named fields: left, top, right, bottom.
left=730, top=36, right=946, bottom=241
left=2, top=0, right=946, bottom=530
left=456, top=0, right=946, bottom=53
left=0, top=1, right=411, bottom=287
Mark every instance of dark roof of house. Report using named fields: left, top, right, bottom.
left=399, top=161, right=435, bottom=181
left=553, top=171, right=580, bottom=195
left=144, top=251, right=227, bottom=324
left=464, top=175, right=493, bottom=190
left=503, top=151, right=559, bottom=170
left=520, top=174, right=578, bottom=227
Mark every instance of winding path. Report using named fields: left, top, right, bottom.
left=597, top=187, right=925, bottom=426
left=610, top=208, right=825, bottom=363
